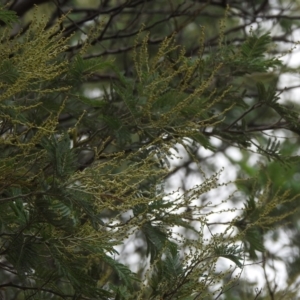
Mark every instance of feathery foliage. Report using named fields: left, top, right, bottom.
left=0, top=3, right=299, bottom=300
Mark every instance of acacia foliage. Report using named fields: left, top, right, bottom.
left=0, top=2, right=300, bottom=300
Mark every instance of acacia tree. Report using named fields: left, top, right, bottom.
left=1, top=1, right=300, bottom=299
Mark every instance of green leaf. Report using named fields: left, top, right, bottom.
left=241, top=33, right=272, bottom=59
left=0, top=7, right=18, bottom=28
left=103, top=255, right=139, bottom=289
left=214, top=244, right=244, bottom=268
left=40, top=133, right=77, bottom=179
left=142, top=222, right=175, bottom=263
left=69, top=55, right=112, bottom=83
left=150, top=248, right=183, bottom=297
left=76, top=94, right=106, bottom=108
left=0, top=59, right=19, bottom=84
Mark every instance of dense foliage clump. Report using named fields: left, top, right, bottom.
left=1, top=1, right=300, bottom=299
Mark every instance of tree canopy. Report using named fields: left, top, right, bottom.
left=1, top=0, right=300, bottom=299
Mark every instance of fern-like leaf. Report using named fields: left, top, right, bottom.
left=0, top=6, right=18, bottom=28
left=241, top=33, right=272, bottom=59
